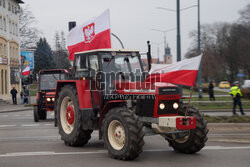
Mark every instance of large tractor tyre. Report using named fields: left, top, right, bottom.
left=54, top=102, right=58, bottom=127
left=38, top=110, right=47, bottom=120
left=57, top=85, right=92, bottom=147
left=167, top=104, right=208, bottom=154
left=33, top=106, right=39, bottom=122
left=102, top=107, right=145, bottom=160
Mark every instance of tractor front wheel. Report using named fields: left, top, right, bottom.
left=166, top=105, right=208, bottom=154
left=38, top=110, right=47, bottom=120
left=103, top=107, right=145, bottom=160
left=57, top=85, right=92, bottom=146
left=33, top=106, right=39, bottom=122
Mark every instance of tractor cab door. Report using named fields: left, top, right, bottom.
left=74, top=54, right=102, bottom=110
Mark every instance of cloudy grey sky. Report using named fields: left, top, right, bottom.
left=22, top=0, right=250, bottom=62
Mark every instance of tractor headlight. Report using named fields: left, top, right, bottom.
left=52, top=98, right=55, bottom=101
left=159, top=103, right=165, bottom=110
left=47, top=98, right=51, bottom=102
left=173, top=103, right=179, bottom=109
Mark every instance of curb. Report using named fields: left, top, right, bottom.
left=200, top=109, right=250, bottom=112
left=0, top=108, right=33, bottom=113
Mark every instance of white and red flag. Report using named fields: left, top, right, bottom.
left=66, top=9, right=111, bottom=60
left=22, top=66, right=30, bottom=76
left=146, top=55, right=202, bottom=87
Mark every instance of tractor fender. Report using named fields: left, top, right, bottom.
left=98, top=100, right=126, bottom=139
left=55, top=80, right=92, bottom=109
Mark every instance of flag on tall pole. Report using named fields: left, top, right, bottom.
left=146, top=55, right=203, bottom=87
left=22, top=66, right=30, bottom=76
left=66, top=9, right=111, bottom=60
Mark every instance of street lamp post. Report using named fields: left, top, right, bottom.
left=151, top=28, right=176, bottom=64
left=197, top=0, right=203, bottom=99
left=176, top=0, right=182, bottom=96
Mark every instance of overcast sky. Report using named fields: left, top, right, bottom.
left=21, top=0, right=250, bottom=62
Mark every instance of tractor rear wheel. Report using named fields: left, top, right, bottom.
left=103, top=107, right=145, bottom=160
left=33, top=106, right=39, bottom=122
left=57, top=85, right=92, bottom=146
left=166, top=104, right=208, bottom=154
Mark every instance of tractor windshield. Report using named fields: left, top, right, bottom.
left=102, top=53, right=143, bottom=75
left=40, top=74, right=65, bottom=90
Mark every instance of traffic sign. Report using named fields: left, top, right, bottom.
left=237, top=73, right=245, bottom=78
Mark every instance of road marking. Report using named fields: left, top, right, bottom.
left=44, top=124, right=53, bottom=126
left=1, top=146, right=250, bottom=158
left=0, top=125, right=16, bottom=128
left=204, top=146, right=250, bottom=150
left=0, top=136, right=60, bottom=141
left=209, top=133, right=250, bottom=136
left=21, top=124, right=39, bottom=127
left=0, top=150, right=107, bottom=157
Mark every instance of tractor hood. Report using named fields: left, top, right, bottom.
left=115, top=81, right=178, bottom=95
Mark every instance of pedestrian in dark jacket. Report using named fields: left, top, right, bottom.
left=208, top=81, right=215, bottom=101
left=10, top=87, right=18, bottom=104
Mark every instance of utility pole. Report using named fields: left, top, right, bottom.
left=176, top=0, right=182, bottom=95
left=197, top=0, right=202, bottom=99
left=177, top=0, right=181, bottom=62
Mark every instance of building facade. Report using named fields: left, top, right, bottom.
left=0, top=0, right=23, bottom=100
left=164, top=44, right=172, bottom=64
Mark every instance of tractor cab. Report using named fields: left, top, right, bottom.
left=33, top=69, right=68, bottom=122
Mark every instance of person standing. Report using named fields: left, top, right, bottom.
left=20, top=90, right=25, bottom=104
left=230, top=81, right=245, bottom=115
left=208, top=81, right=215, bottom=101
left=10, top=87, right=18, bottom=105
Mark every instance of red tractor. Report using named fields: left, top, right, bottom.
left=54, top=49, right=208, bottom=160
left=33, top=69, right=68, bottom=122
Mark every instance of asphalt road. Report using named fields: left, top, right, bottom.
left=0, top=110, right=250, bottom=167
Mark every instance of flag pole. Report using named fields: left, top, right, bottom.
left=185, top=87, right=193, bottom=117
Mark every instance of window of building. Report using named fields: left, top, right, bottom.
left=5, top=70, right=7, bottom=94
left=14, top=7, right=17, bottom=14
left=3, top=0, right=5, bottom=8
left=12, top=5, right=14, bottom=13
left=8, top=2, right=11, bottom=11
left=3, top=17, right=6, bottom=31
left=10, top=46, right=12, bottom=58
left=0, top=0, right=2, bottom=6
left=4, top=44, right=6, bottom=57
left=1, top=70, right=3, bottom=94
left=15, top=23, right=18, bottom=35
left=12, top=22, right=14, bottom=35
left=0, top=15, right=2, bottom=30
left=9, top=20, right=11, bottom=34
left=0, top=43, right=2, bottom=56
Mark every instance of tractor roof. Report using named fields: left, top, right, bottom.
left=75, top=49, right=140, bottom=55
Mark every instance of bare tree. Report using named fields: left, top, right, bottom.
left=19, top=5, right=41, bottom=49
left=53, top=31, right=71, bottom=69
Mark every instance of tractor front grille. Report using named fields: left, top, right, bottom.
left=135, top=99, right=155, bottom=117
left=157, top=99, right=179, bottom=115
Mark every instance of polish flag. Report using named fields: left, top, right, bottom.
left=22, top=66, right=30, bottom=76
left=146, top=55, right=202, bottom=87
left=66, top=9, right=111, bottom=60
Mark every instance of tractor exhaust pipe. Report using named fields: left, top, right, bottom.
left=68, top=21, right=76, bottom=31
left=147, top=41, right=152, bottom=72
